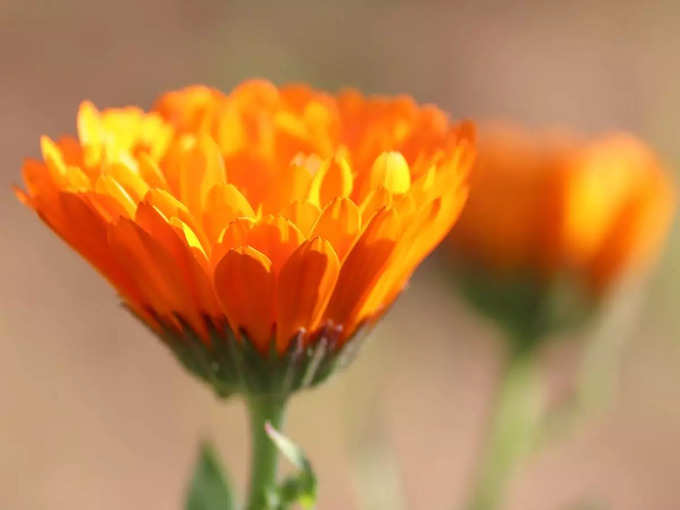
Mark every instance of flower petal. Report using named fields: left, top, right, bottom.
left=311, top=197, right=361, bottom=262
left=323, top=207, right=401, bottom=339
left=276, top=237, right=340, bottom=351
left=214, top=246, right=275, bottom=351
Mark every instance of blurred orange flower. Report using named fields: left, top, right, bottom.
left=16, top=80, right=474, bottom=356
left=450, top=124, right=675, bottom=295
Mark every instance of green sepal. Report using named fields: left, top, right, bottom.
left=126, top=307, right=367, bottom=399
left=265, top=422, right=317, bottom=509
left=445, top=260, right=597, bottom=353
left=185, top=442, right=235, bottom=510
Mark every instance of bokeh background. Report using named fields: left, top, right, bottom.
left=2, top=1, right=679, bottom=509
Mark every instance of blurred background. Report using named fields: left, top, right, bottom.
left=2, top=1, right=679, bottom=508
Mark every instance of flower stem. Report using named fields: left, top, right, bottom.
left=245, top=393, right=288, bottom=510
left=467, top=350, right=543, bottom=510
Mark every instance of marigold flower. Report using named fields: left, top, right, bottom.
left=447, top=125, right=674, bottom=346
left=450, top=125, right=674, bottom=295
left=16, top=80, right=474, bottom=395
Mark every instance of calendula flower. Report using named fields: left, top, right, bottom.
left=447, top=125, right=675, bottom=510
left=448, top=124, right=675, bottom=343
left=16, top=80, right=474, bottom=396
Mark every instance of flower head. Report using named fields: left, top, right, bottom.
left=16, top=80, right=474, bottom=395
left=447, top=124, right=674, bottom=343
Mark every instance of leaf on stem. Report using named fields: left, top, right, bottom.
left=186, top=441, right=235, bottom=510
left=265, top=422, right=317, bottom=509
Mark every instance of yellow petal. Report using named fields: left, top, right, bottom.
left=77, top=100, right=103, bottom=167
left=170, top=216, right=208, bottom=259
left=368, top=151, right=411, bottom=194
left=40, top=135, right=67, bottom=185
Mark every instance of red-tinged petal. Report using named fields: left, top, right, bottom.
left=276, top=237, right=340, bottom=351
left=214, top=246, right=275, bottom=351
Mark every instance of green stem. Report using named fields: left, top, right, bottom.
left=245, top=393, right=288, bottom=510
left=467, top=350, right=543, bottom=510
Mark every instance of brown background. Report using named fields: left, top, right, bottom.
left=1, top=1, right=679, bottom=509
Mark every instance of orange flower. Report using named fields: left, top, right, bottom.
left=16, top=80, right=474, bottom=392
left=450, top=124, right=675, bottom=295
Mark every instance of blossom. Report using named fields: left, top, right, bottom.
left=16, top=80, right=474, bottom=394
left=450, top=124, right=675, bottom=296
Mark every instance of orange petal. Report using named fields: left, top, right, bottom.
left=108, top=217, right=177, bottom=317
left=214, top=246, right=275, bottom=351
left=263, top=157, right=316, bottom=214
left=323, top=207, right=401, bottom=340
left=137, top=204, right=219, bottom=319
left=210, top=217, right=256, bottom=268
left=308, top=153, right=353, bottom=207
left=276, top=237, right=340, bottom=351
left=203, top=183, right=254, bottom=243
left=22, top=158, right=58, bottom=199
left=137, top=153, right=169, bottom=190
left=359, top=186, right=393, bottom=225
left=378, top=188, right=469, bottom=310
left=114, top=211, right=210, bottom=337
left=178, top=135, right=227, bottom=216
left=95, top=174, right=136, bottom=217
left=246, top=215, right=304, bottom=275
left=312, top=197, right=361, bottom=261
left=104, top=162, right=149, bottom=203
left=54, top=193, right=142, bottom=308
left=143, top=188, right=206, bottom=245
left=280, top=201, right=321, bottom=237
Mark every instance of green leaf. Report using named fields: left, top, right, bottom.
left=186, top=442, right=235, bottom=510
left=265, top=422, right=317, bottom=509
